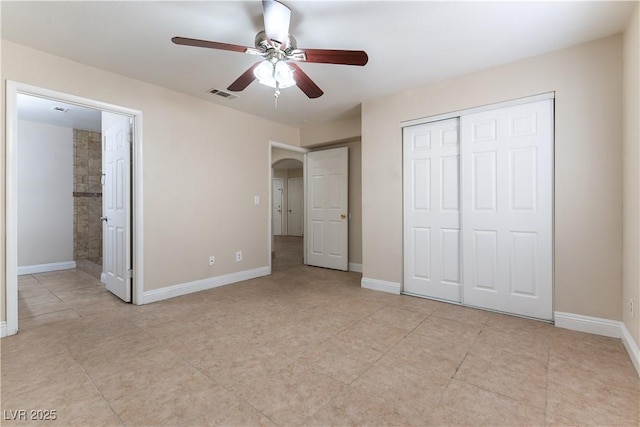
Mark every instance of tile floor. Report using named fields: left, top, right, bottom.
left=2, top=236, right=639, bottom=426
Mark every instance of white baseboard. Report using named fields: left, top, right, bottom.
left=1, top=321, right=7, bottom=338
left=554, top=311, right=622, bottom=338
left=621, top=323, right=640, bottom=376
left=555, top=311, right=639, bottom=376
left=141, top=266, right=270, bottom=304
left=361, top=277, right=401, bottom=295
left=348, top=263, right=363, bottom=273
left=18, top=261, right=76, bottom=276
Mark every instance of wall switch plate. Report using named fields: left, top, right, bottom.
left=209, top=256, right=215, bottom=266
left=254, top=195, right=260, bottom=205
left=235, top=251, right=243, bottom=262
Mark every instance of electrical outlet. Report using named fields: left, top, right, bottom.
left=209, top=256, right=215, bottom=266
left=631, top=299, right=634, bottom=318
left=235, top=251, right=243, bottom=262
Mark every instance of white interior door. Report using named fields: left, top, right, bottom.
left=288, top=177, right=303, bottom=236
left=101, top=111, right=131, bottom=302
left=306, top=147, right=349, bottom=270
left=272, top=178, right=283, bottom=236
left=403, top=118, right=462, bottom=302
left=461, top=99, right=553, bottom=320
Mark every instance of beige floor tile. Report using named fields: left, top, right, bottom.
left=17, top=285, right=54, bottom=299
left=471, top=327, right=550, bottom=363
left=1, top=372, right=119, bottom=427
left=304, top=387, right=424, bottom=426
left=386, top=328, right=474, bottom=377
left=414, top=314, right=483, bottom=343
left=545, top=412, right=587, bottom=427
left=0, top=325, right=64, bottom=356
left=18, top=291, right=61, bottom=307
left=426, top=379, right=546, bottom=426
left=546, top=371, right=640, bottom=426
left=455, top=352, right=548, bottom=408
left=1, top=351, right=86, bottom=399
left=17, top=309, right=81, bottom=330
left=431, top=302, right=490, bottom=326
left=18, top=299, right=70, bottom=319
left=110, top=368, right=270, bottom=426
left=366, top=305, right=430, bottom=331
left=336, top=318, right=408, bottom=353
left=350, top=354, right=451, bottom=421
left=300, top=337, right=383, bottom=384
left=87, top=349, right=194, bottom=402
left=232, top=363, right=345, bottom=425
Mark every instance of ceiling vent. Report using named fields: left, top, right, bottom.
left=51, top=106, right=69, bottom=113
left=208, top=88, right=237, bottom=100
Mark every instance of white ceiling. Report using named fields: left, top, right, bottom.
left=17, top=94, right=102, bottom=132
left=2, top=1, right=636, bottom=127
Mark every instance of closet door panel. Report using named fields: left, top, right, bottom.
left=461, top=99, right=553, bottom=320
left=403, top=118, right=461, bottom=302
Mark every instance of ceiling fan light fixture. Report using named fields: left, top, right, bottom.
left=274, top=60, right=295, bottom=87
left=254, top=59, right=296, bottom=89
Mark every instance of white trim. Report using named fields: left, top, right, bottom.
left=271, top=140, right=310, bottom=153
left=622, top=323, right=640, bottom=376
left=18, top=261, right=76, bottom=276
left=361, top=277, right=401, bottom=295
left=141, top=267, right=270, bottom=304
left=401, top=92, right=555, bottom=127
left=348, top=262, right=363, bottom=273
left=554, top=311, right=622, bottom=338
left=1, top=322, right=7, bottom=338
left=5, top=81, right=144, bottom=335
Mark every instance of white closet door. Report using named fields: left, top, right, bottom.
left=461, top=99, right=553, bottom=320
left=403, top=118, right=461, bottom=302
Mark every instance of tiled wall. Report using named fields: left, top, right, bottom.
left=73, top=129, right=102, bottom=264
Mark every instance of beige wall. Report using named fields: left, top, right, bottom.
left=301, top=115, right=361, bottom=147
left=1, top=40, right=300, bottom=320
left=623, top=3, right=640, bottom=347
left=362, top=35, right=624, bottom=320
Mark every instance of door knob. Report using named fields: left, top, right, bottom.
left=341, top=214, right=347, bottom=219
left=100, top=216, right=108, bottom=222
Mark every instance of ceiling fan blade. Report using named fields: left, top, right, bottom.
left=227, top=63, right=260, bottom=92
left=262, top=0, right=291, bottom=46
left=172, top=36, right=250, bottom=53
left=296, top=49, right=369, bottom=66
left=289, top=63, right=323, bottom=99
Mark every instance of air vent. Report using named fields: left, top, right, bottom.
left=208, top=88, right=237, bottom=100
left=51, top=106, right=69, bottom=113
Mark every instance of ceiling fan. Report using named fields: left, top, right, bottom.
left=172, top=0, right=368, bottom=99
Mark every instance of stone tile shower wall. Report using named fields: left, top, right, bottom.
left=73, top=129, right=102, bottom=264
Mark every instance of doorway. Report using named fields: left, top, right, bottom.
left=4, top=81, right=143, bottom=337
left=269, top=142, right=307, bottom=272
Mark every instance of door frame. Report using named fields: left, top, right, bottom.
left=268, top=141, right=308, bottom=273
left=4, top=81, right=144, bottom=337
